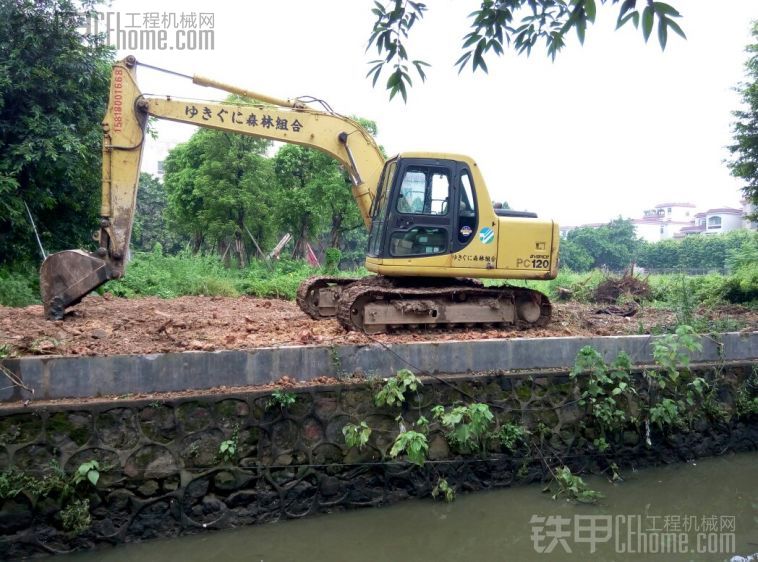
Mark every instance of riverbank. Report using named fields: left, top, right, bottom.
left=0, top=344, right=755, bottom=559
left=61, top=451, right=758, bottom=562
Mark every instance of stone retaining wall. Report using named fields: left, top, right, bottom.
left=0, top=362, right=755, bottom=559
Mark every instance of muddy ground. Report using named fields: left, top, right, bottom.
left=1, top=295, right=755, bottom=358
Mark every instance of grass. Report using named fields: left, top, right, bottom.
left=500, top=266, right=757, bottom=307
left=1, top=249, right=755, bottom=312
left=106, top=248, right=367, bottom=301
left=0, top=264, right=39, bottom=307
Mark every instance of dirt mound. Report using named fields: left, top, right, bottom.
left=593, top=273, right=652, bottom=303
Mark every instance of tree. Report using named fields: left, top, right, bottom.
left=272, top=144, right=329, bottom=258
left=558, top=238, right=593, bottom=271
left=162, top=135, right=207, bottom=253
left=0, top=0, right=113, bottom=264
left=728, top=20, right=758, bottom=218
left=320, top=117, right=380, bottom=249
left=637, top=230, right=755, bottom=271
left=132, top=173, right=184, bottom=253
left=367, top=0, right=686, bottom=101
left=272, top=144, right=368, bottom=258
left=565, top=218, right=639, bottom=270
left=164, top=128, right=276, bottom=266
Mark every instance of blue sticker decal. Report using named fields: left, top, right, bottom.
left=479, top=227, right=494, bottom=244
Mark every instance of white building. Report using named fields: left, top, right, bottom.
left=632, top=202, right=696, bottom=242
left=631, top=217, right=664, bottom=243
left=742, top=199, right=757, bottom=230
left=704, top=208, right=744, bottom=234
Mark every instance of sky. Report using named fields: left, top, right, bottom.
left=105, top=0, right=758, bottom=227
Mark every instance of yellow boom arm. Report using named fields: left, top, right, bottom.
left=40, top=56, right=385, bottom=319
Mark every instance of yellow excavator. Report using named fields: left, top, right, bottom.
left=41, top=56, right=560, bottom=333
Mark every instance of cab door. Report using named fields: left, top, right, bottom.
left=382, top=159, right=454, bottom=259
left=367, top=160, right=396, bottom=257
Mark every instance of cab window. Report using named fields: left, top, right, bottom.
left=396, top=168, right=450, bottom=215
left=390, top=227, right=448, bottom=257
left=456, top=170, right=478, bottom=245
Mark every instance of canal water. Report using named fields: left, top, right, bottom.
left=67, top=452, right=757, bottom=562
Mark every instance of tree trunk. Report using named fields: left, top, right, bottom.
left=192, top=232, right=204, bottom=253
left=330, top=214, right=342, bottom=248
left=292, top=222, right=308, bottom=259
left=235, top=232, right=247, bottom=267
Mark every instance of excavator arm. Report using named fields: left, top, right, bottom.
left=40, top=56, right=385, bottom=319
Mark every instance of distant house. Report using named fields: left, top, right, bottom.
left=704, top=208, right=743, bottom=234
left=741, top=199, right=757, bottom=230
left=565, top=200, right=755, bottom=243
left=632, top=217, right=665, bottom=242
left=632, top=202, right=696, bottom=242
left=632, top=202, right=752, bottom=241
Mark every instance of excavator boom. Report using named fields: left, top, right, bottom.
left=41, top=56, right=385, bottom=319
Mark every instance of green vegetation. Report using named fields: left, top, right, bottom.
left=104, top=249, right=346, bottom=302
left=431, top=403, right=495, bottom=455
left=3, top=243, right=755, bottom=313
left=161, top=113, right=376, bottom=266
left=266, top=390, right=297, bottom=410
left=164, top=123, right=276, bottom=264
left=728, top=19, right=758, bottom=215
left=337, top=321, right=752, bottom=505
left=374, top=369, right=421, bottom=407
left=0, top=460, right=100, bottom=534
left=59, top=498, right=92, bottom=536
left=367, top=1, right=685, bottom=101
left=0, top=265, right=39, bottom=307
left=218, top=425, right=239, bottom=463
left=735, top=369, right=758, bottom=417
left=342, top=421, right=372, bottom=450
left=389, top=430, right=429, bottom=466
left=0, top=0, right=112, bottom=264
left=132, top=173, right=184, bottom=254
left=106, top=249, right=242, bottom=300
left=560, top=220, right=756, bottom=274
left=72, top=460, right=100, bottom=488
left=639, top=230, right=756, bottom=271
left=645, top=326, right=708, bottom=428
left=570, top=348, right=635, bottom=443
left=494, top=422, right=528, bottom=452
left=508, top=268, right=757, bottom=309
left=547, top=466, right=604, bottom=504
left=560, top=218, right=639, bottom=272
left=432, top=477, right=455, bottom=503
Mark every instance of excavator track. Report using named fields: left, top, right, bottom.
left=336, top=277, right=552, bottom=334
left=296, top=276, right=361, bottom=319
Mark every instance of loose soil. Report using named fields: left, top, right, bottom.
left=1, top=295, right=756, bottom=358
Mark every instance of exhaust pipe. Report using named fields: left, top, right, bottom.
left=40, top=250, right=111, bottom=320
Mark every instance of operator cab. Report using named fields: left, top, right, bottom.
left=367, top=156, right=479, bottom=259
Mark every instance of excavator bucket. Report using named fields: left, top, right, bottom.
left=40, top=250, right=111, bottom=320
